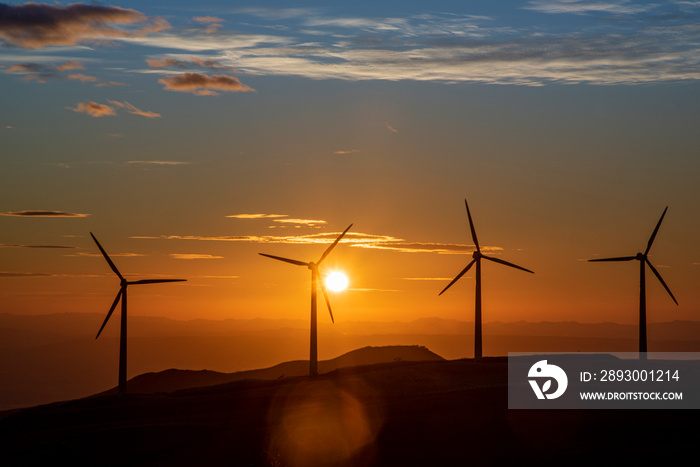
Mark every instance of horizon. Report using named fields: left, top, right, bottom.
left=2, top=1, right=699, bottom=331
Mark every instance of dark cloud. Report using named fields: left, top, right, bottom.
left=147, top=56, right=234, bottom=71
left=158, top=72, right=255, bottom=95
left=5, top=60, right=85, bottom=82
left=0, top=243, right=76, bottom=249
left=0, top=210, right=90, bottom=217
left=0, top=2, right=169, bottom=49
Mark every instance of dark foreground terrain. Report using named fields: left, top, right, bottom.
left=0, top=357, right=694, bottom=466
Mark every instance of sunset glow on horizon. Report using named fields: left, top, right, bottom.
left=1, top=0, right=699, bottom=328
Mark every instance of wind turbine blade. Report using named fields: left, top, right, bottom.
left=259, top=253, right=308, bottom=267
left=318, top=224, right=353, bottom=264
left=464, top=199, right=480, bottom=253
left=646, top=259, right=678, bottom=305
left=588, top=256, right=637, bottom=262
left=645, top=206, right=668, bottom=256
left=96, top=288, right=122, bottom=339
left=90, top=232, right=124, bottom=281
left=129, top=279, right=187, bottom=285
left=482, top=255, right=534, bottom=274
left=439, top=259, right=476, bottom=296
left=319, top=280, right=335, bottom=324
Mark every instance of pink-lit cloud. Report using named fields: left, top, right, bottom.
left=67, top=73, right=97, bottom=83
left=158, top=72, right=255, bottom=95
left=192, top=16, right=225, bottom=33
left=0, top=2, right=169, bottom=49
left=67, top=101, right=117, bottom=117
left=94, top=81, right=129, bottom=87
left=108, top=100, right=161, bottom=118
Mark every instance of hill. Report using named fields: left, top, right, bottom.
left=107, top=345, right=444, bottom=395
left=0, top=356, right=695, bottom=466
left=2, top=312, right=699, bottom=410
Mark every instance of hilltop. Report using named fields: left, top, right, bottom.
left=0, top=355, right=695, bottom=466
left=104, top=345, right=444, bottom=395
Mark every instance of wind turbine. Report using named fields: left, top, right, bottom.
left=439, top=200, right=533, bottom=360
left=588, top=207, right=678, bottom=357
left=91, top=232, right=186, bottom=395
left=259, top=224, right=352, bottom=377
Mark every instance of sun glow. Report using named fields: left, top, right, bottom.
left=325, top=271, right=349, bottom=292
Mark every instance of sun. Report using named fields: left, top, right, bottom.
left=325, top=271, right=349, bottom=292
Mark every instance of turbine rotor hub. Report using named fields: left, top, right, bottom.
left=472, top=251, right=482, bottom=259
left=636, top=252, right=645, bottom=260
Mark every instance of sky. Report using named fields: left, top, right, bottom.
left=1, top=0, right=699, bottom=326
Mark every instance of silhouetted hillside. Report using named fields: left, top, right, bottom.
left=116, top=345, right=443, bottom=394
left=2, top=312, right=699, bottom=410
left=1, top=358, right=696, bottom=466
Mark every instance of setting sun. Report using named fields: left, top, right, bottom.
left=325, top=272, right=349, bottom=292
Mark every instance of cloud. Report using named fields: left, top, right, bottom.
left=0, top=210, right=90, bottom=217
left=227, top=213, right=288, bottom=219
left=158, top=72, right=255, bottom=95
left=66, top=73, right=97, bottom=82
left=68, top=101, right=116, bottom=117
left=108, top=100, right=161, bottom=118
left=273, top=218, right=327, bottom=226
left=94, top=81, right=129, bottom=87
left=146, top=56, right=234, bottom=71
left=0, top=2, right=169, bottom=49
left=170, top=254, right=224, bottom=260
left=68, top=100, right=160, bottom=118
left=334, top=149, right=362, bottom=155
left=0, top=271, right=53, bottom=278
left=127, top=160, right=191, bottom=166
left=5, top=60, right=87, bottom=82
left=193, top=16, right=225, bottom=24
left=524, top=0, right=654, bottom=15
left=385, top=123, right=399, bottom=133
left=0, top=243, right=76, bottom=249
left=131, top=230, right=503, bottom=255
left=402, top=277, right=453, bottom=281
left=193, top=16, right=225, bottom=34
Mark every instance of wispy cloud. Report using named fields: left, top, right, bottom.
left=0, top=2, right=169, bottom=49
left=94, top=81, right=129, bottom=87
left=0, top=210, right=90, bottom=217
left=132, top=230, right=502, bottom=255
left=524, top=0, right=654, bottom=15
left=273, top=218, right=327, bottom=227
left=158, top=72, right=255, bottom=95
left=5, top=60, right=86, bottom=83
left=108, top=100, right=161, bottom=118
left=193, top=16, right=225, bottom=34
left=334, top=149, right=362, bottom=155
left=0, top=243, right=76, bottom=249
left=403, top=277, right=453, bottom=281
left=385, top=123, right=399, bottom=133
left=227, top=213, right=288, bottom=219
left=146, top=55, right=234, bottom=71
left=68, top=100, right=160, bottom=118
left=127, top=160, right=191, bottom=166
left=68, top=101, right=116, bottom=117
left=170, top=253, right=224, bottom=260
left=66, top=73, right=97, bottom=83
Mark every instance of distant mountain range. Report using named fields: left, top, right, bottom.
left=1, top=312, right=698, bottom=410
